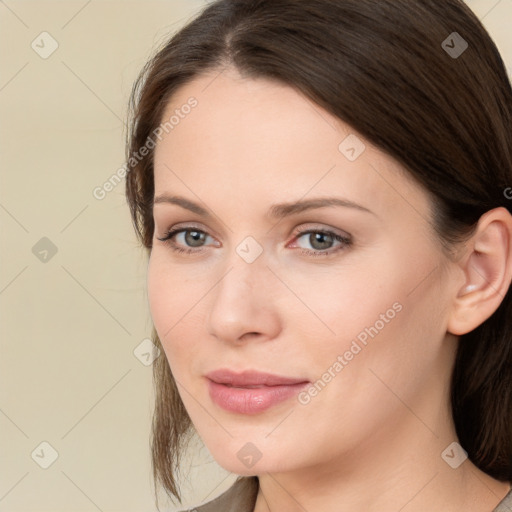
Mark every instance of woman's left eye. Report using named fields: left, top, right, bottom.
left=290, top=229, right=352, bottom=256
left=156, top=226, right=352, bottom=257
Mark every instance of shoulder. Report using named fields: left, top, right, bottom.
left=178, top=476, right=259, bottom=512
left=492, top=485, right=512, bottom=512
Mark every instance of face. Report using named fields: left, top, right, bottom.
left=148, top=66, right=459, bottom=476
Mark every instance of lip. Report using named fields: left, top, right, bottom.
left=206, top=369, right=310, bottom=414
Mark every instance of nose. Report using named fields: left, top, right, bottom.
left=206, top=251, right=281, bottom=345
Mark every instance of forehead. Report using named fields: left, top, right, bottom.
left=152, top=67, right=431, bottom=224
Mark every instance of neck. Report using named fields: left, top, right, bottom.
left=254, top=399, right=510, bottom=512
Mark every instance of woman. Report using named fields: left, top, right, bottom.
left=125, top=0, right=512, bottom=510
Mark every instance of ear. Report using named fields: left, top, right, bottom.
left=447, top=207, right=512, bottom=336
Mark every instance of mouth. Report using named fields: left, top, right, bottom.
left=205, top=369, right=310, bottom=414
left=205, top=368, right=309, bottom=387
left=223, top=384, right=270, bottom=389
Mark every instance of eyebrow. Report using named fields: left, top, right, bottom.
left=153, top=194, right=375, bottom=219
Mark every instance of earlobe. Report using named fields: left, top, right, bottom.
left=448, top=207, right=512, bottom=336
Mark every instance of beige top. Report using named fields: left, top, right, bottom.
left=180, top=477, right=512, bottom=512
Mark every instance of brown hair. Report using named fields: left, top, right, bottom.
left=125, top=0, right=512, bottom=504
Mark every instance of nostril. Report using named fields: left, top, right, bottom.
left=240, top=332, right=261, bottom=342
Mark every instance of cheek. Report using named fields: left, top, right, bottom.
left=147, top=253, right=169, bottom=333
left=302, top=245, right=445, bottom=379
left=307, top=259, right=449, bottom=419
left=297, top=278, right=401, bottom=377
left=147, top=253, right=193, bottom=361
left=279, top=259, right=402, bottom=352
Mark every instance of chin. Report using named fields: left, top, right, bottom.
left=208, top=444, right=294, bottom=476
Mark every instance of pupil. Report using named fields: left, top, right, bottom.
left=311, top=232, right=332, bottom=250
left=186, top=230, right=204, bottom=247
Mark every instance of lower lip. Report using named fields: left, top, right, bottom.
left=207, top=379, right=309, bottom=415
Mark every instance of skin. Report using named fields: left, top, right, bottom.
left=148, top=66, right=512, bottom=512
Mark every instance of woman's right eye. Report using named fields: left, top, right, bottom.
left=156, top=227, right=217, bottom=254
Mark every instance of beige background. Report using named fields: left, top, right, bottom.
left=0, top=1, right=511, bottom=511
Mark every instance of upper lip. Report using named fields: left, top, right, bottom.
left=206, top=369, right=309, bottom=387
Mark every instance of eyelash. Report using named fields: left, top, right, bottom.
left=156, top=225, right=352, bottom=257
